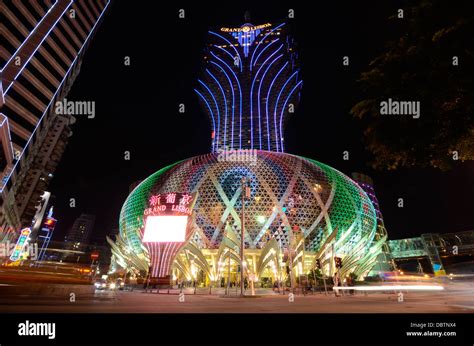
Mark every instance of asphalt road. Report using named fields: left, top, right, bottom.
left=0, top=282, right=473, bottom=313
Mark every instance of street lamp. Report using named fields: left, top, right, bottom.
left=240, top=177, right=250, bottom=296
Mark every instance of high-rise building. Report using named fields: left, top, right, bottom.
left=0, top=0, right=111, bottom=241
left=64, top=213, right=95, bottom=251
left=116, top=19, right=388, bottom=285
left=195, top=21, right=302, bottom=152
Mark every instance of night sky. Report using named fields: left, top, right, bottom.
left=48, top=1, right=474, bottom=244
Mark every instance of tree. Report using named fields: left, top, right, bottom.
left=351, top=0, right=474, bottom=170
left=307, top=268, right=323, bottom=285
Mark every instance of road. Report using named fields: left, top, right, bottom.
left=0, top=282, right=473, bottom=313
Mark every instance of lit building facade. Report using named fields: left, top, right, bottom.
left=115, top=20, right=388, bottom=286
left=63, top=213, right=95, bottom=259
left=195, top=22, right=302, bottom=152
left=0, top=0, right=110, bottom=241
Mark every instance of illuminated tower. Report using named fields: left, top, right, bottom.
left=119, top=18, right=388, bottom=285
left=0, top=0, right=111, bottom=241
left=195, top=21, right=302, bottom=152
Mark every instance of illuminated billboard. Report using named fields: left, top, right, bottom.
left=139, top=192, right=197, bottom=281
left=142, top=215, right=188, bottom=243
left=10, top=228, right=31, bottom=261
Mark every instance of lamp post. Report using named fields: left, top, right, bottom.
left=288, top=229, right=295, bottom=293
left=240, top=177, right=250, bottom=296
left=227, top=251, right=231, bottom=295
left=240, top=177, right=245, bottom=296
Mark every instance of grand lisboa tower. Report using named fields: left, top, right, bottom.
left=117, top=20, right=388, bottom=286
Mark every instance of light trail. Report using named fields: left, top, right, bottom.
left=333, top=285, right=444, bottom=291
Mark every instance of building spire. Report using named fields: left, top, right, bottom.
left=244, top=10, right=251, bottom=22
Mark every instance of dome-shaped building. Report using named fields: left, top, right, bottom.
left=119, top=151, right=385, bottom=283
left=113, top=20, right=389, bottom=286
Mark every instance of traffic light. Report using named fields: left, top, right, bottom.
left=334, top=257, right=342, bottom=268
left=315, top=259, right=321, bottom=269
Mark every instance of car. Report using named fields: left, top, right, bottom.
left=116, top=279, right=126, bottom=290
left=94, top=280, right=107, bottom=290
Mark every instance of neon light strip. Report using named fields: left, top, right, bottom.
left=279, top=80, right=303, bottom=152
left=274, top=70, right=299, bottom=152
left=212, top=44, right=234, bottom=63
left=267, top=61, right=288, bottom=152
left=251, top=44, right=283, bottom=150
left=0, top=1, right=58, bottom=73
left=209, top=31, right=242, bottom=72
left=258, top=53, right=283, bottom=150
left=209, top=52, right=242, bottom=150
left=198, top=79, right=220, bottom=152
left=0, top=116, right=15, bottom=162
left=253, top=38, right=279, bottom=68
left=0, top=0, right=111, bottom=193
left=206, top=69, right=227, bottom=149
left=243, top=32, right=246, bottom=58
left=5, top=0, right=74, bottom=95
left=194, top=89, right=216, bottom=152
left=209, top=61, right=235, bottom=150
left=249, top=23, right=285, bottom=71
left=160, top=243, right=170, bottom=277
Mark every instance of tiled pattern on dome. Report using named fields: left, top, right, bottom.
left=119, top=152, right=379, bottom=278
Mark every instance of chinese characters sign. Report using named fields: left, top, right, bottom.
left=142, top=192, right=197, bottom=244
left=144, top=192, right=196, bottom=217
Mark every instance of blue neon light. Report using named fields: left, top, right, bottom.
left=258, top=53, right=283, bottom=150
left=249, top=23, right=285, bottom=71
left=195, top=89, right=216, bottom=152
left=209, top=61, right=235, bottom=150
left=198, top=79, right=220, bottom=151
left=253, top=38, right=279, bottom=68
left=209, top=52, right=242, bottom=149
left=279, top=80, right=303, bottom=152
left=250, top=44, right=283, bottom=150
left=206, top=69, right=228, bottom=149
left=266, top=61, right=288, bottom=152
left=209, top=31, right=242, bottom=72
left=274, top=70, right=299, bottom=152
left=212, top=44, right=235, bottom=63
left=232, top=28, right=261, bottom=58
